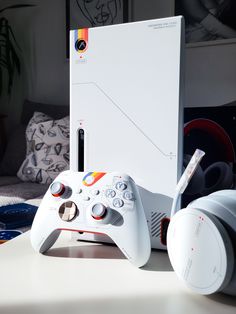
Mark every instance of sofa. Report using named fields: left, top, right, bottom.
left=0, top=100, right=69, bottom=207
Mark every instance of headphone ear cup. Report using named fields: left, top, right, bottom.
left=167, top=207, right=234, bottom=295
left=202, top=162, right=234, bottom=196
left=222, top=268, right=236, bottom=296
left=183, top=155, right=205, bottom=195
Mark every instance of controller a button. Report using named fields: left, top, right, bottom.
left=113, top=198, right=124, bottom=208
left=115, top=182, right=127, bottom=191
left=91, top=203, right=107, bottom=220
left=123, top=191, right=134, bottom=201
left=105, top=189, right=116, bottom=198
left=59, top=201, right=78, bottom=221
left=50, top=182, right=65, bottom=197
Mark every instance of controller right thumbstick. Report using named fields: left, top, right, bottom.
left=91, top=203, right=107, bottom=220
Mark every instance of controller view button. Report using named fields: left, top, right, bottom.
left=105, top=189, right=116, bottom=198
left=59, top=201, right=78, bottom=221
left=50, top=182, right=65, bottom=197
left=123, top=191, right=134, bottom=201
left=113, top=198, right=124, bottom=208
left=91, top=203, right=107, bottom=220
left=115, top=182, right=127, bottom=191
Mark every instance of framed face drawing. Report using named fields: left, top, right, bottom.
left=175, top=0, right=236, bottom=45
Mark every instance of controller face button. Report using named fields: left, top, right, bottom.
left=59, top=201, right=78, bottom=221
left=113, top=198, right=124, bottom=208
left=91, top=203, right=107, bottom=220
left=50, top=182, right=65, bottom=197
left=105, top=189, right=116, bottom=198
left=115, top=182, right=127, bottom=191
left=123, top=191, right=134, bottom=201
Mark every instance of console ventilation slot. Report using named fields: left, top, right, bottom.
left=150, top=212, right=166, bottom=238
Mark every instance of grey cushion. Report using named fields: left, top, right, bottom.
left=0, top=125, right=26, bottom=176
left=0, top=176, right=21, bottom=187
left=17, top=112, right=70, bottom=184
left=0, top=182, right=49, bottom=207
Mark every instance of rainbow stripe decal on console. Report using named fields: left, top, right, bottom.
left=74, top=28, right=88, bottom=53
left=82, top=172, right=106, bottom=186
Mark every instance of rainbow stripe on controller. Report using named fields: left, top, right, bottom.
left=82, top=172, right=106, bottom=186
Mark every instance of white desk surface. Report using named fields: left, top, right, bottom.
left=0, top=231, right=235, bottom=314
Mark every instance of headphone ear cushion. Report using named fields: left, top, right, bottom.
left=183, top=155, right=205, bottom=195
left=203, top=162, right=233, bottom=196
left=222, top=268, right=236, bottom=296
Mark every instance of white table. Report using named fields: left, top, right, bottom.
left=0, top=231, right=235, bottom=314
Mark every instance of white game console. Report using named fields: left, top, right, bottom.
left=70, top=16, right=185, bottom=249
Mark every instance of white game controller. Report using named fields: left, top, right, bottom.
left=30, top=170, right=151, bottom=267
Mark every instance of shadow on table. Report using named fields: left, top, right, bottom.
left=44, top=241, right=173, bottom=271
left=44, top=243, right=125, bottom=260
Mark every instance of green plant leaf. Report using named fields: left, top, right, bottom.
left=0, top=4, right=36, bottom=96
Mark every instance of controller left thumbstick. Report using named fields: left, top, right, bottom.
left=50, top=182, right=66, bottom=197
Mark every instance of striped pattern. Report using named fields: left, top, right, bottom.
left=82, top=172, right=106, bottom=186
left=150, top=211, right=167, bottom=238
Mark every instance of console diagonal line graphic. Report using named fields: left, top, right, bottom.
left=75, top=82, right=176, bottom=158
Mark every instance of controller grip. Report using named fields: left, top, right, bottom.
left=31, top=225, right=61, bottom=253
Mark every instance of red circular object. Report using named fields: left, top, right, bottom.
left=184, top=119, right=235, bottom=162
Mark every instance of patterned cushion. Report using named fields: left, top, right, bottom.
left=17, top=112, right=69, bottom=184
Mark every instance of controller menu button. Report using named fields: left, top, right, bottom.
left=91, top=189, right=100, bottom=196
left=113, top=198, right=124, bottom=208
left=59, top=201, right=78, bottom=221
left=91, top=203, right=107, bottom=220
left=123, top=191, right=134, bottom=201
left=105, top=189, right=116, bottom=198
left=50, top=182, right=65, bottom=197
left=83, top=196, right=90, bottom=201
left=115, top=182, right=127, bottom=191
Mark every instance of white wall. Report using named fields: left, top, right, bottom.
left=28, top=0, right=69, bottom=106
left=0, top=0, right=69, bottom=133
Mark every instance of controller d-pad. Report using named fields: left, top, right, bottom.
left=59, top=201, right=78, bottom=221
left=113, top=198, right=124, bottom=208
left=115, top=182, right=127, bottom=191
left=105, top=189, right=116, bottom=198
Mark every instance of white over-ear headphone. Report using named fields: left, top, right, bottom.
left=167, top=150, right=236, bottom=296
